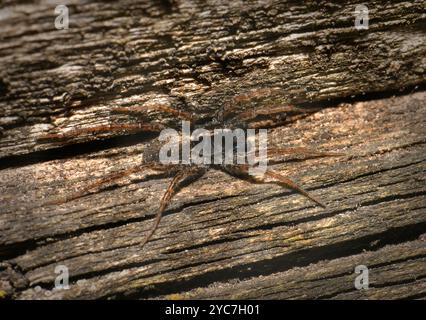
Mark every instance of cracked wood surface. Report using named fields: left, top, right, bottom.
left=0, top=0, right=425, bottom=158
left=1, top=91, right=425, bottom=299
left=158, top=236, right=426, bottom=300
left=0, top=0, right=425, bottom=299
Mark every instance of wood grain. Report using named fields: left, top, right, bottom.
left=0, top=0, right=425, bottom=299
left=0, top=91, right=424, bottom=299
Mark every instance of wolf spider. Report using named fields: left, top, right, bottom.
left=38, top=89, right=343, bottom=247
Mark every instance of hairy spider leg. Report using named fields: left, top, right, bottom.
left=222, top=88, right=281, bottom=119
left=222, top=164, right=325, bottom=208
left=247, top=146, right=345, bottom=160
left=235, top=104, right=301, bottom=121
left=38, top=123, right=165, bottom=142
left=263, top=169, right=325, bottom=207
left=38, top=102, right=194, bottom=142
left=45, top=163, right=166, bottom=205
left=113, top=104, right=194, bottom=121
left=141, top=166, right=206, bottom=247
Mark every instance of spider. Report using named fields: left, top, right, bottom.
left=38, top=88, right=343, bottom=247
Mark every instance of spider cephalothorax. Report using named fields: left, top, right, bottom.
left=38, top=88, right=343, bottom=247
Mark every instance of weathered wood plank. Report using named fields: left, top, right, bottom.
left=158, top=236, right=426, bottom=300
left=0, top=0, right=425, bottom=300
left=0, top=0, right=425, bottom=158
left=0, top=91, right=424, bottom=299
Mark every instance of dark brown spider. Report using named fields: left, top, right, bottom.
left=38, top=88, right=343, bottom=247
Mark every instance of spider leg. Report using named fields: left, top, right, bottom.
left=222, top=164, right=325, bottom=208
left=45, top=163, right=167, bottom=205
left=38, top=123, right=164, bottom=142
left=235, top=105, right=301, bottom=121
left=248, top=146, right=345, bottom=160
left=141, top=166, right=206, bottom=247
left=263, top=169, right=325, bottom=207
left=113, top=104, right=193, bottom=121
left=222, top=88, right=279, bottom=119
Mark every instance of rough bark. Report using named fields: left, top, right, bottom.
left=0, top=0, right=425, bottom=299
